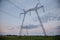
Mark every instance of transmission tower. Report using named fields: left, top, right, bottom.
left=19, top=0, right=46, bottom=36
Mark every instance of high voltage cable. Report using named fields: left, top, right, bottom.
left=8, top=0, right=23, bottom=10
left=1, top=0, right=23, bottom=19
left=0, top=10, right=19, bottom=19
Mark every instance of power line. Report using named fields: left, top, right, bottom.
left=0, top=10, right=19, bottom=19
left=7, top=0, right=23, bottom=10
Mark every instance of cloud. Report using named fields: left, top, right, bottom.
left=58, top=0, right=60, bottom=8
left=40, top=8, right=60, bottom=23
left=22, top=24, right=39, bottom=29
left=56, top=26, right=60, bottom=29
left=33, top=8, right=60, bottom=23
left=0, top=0, right=2, bottom=3
left=0, top=20, right=60, bottom=35
left=56, top=26, right=60, bottom=35
left=26, top=21, right=60, bottom=35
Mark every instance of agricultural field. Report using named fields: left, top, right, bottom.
left=0, top=35, right=60, bottom=40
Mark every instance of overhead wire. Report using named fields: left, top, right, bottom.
left=0, top=0, right=26, bottom=19
left=7, top=0, right=23, bottom=10
left=0, top=10, right=19, bottom=19
left=7, top=0, right=27, bottom=19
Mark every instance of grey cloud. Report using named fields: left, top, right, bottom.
left=56, top=26, right=60, bottom=29
left=0, top=0, right=2, bottom=2
left=58, top=0, right=60, bottom=4
left=57, top=16, right=60, bottom=20
left=33, top=9, right=60, bottom=23
left=57, top=0, right=60, bottom=8
left=56, top=26, right=60, bottom=35
left=40, top=12, right=60, bottom=23
left=22, top=24, right=39, bottom=29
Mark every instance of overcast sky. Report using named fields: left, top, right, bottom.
left=0, top=0, right=60, bottom=36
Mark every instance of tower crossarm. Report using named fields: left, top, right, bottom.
left=20, top=5, right=43, bottom=15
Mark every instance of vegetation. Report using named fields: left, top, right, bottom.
left=0, top=35, right=60, bottom=40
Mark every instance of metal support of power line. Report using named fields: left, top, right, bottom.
left=19, top=1, right=46, bottom=36
left=35, top=10, right=46, bottom=36
left=19, top=9, right=28, bottom=36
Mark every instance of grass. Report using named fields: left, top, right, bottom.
left=0, top=35, right=60, bottom=40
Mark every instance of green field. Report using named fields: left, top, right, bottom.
left=0, top=36, right=60, bottom=40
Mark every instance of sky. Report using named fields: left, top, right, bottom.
left=0, top=0, right=60, bottom=36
